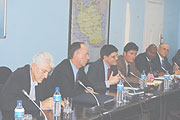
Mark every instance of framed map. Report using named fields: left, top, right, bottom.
left=68, top=0, right=111, bottom=62
left=0, top=0, right=7, bottom=39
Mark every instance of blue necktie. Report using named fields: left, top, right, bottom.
left=162, top=59, right=166, bottom=69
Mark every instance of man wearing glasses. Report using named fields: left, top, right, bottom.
left=117, top=42, right=141, bottom=87
left=87, top=44, right=121, bottom=93
left=152, top=43, right=173, bottom=76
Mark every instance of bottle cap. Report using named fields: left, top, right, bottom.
left=166, top=70, right=169, bottom=74
left=55, top=87, right=60, bottom=91
left=17, top=100, right=22, bottom=104
left=142, top=70, right=145, bottom=73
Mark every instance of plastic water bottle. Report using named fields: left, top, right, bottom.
left=53, top=87, right=61, bottom=120
left=140, top=70, right=146, bottom=89
left=164, top=70, right=170, bottom=90
left=14, top=100, right=24, bottom=120
left=117, top=79, right=124, bottom=103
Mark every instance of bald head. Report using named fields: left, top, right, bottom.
left=158, top=43, right=169, bottom=58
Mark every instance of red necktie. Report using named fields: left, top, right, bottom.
left=107, top=68, right=111, bottom=80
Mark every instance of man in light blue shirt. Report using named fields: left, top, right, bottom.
left=87, top=45, right=121, bottom=93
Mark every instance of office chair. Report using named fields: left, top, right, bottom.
left=0, top=66, right=12, bottom=92
left=0, top=66, right=12, bottom=115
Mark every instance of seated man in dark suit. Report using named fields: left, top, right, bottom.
left=152, top=43, right=173, bottom=76
left=87, top=45, right=120, bottom=93
left=135, top=44, right=157, bottom=74
left=117, top=42, right=141, bottom=86
left=0, top=52, right=55, bottom=114
left=49, top=42, right=94, bottom=98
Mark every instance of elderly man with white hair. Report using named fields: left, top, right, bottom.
left=0, top=52, right=57, bottom=115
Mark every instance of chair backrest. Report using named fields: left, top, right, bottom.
left=0, top=66, right=12, bottom=110
left=0, top=66, right=12, bottom=85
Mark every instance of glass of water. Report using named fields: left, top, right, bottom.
left=63, top=97, right=73, bottom=120
left=23, top=114, right=33, bottom=120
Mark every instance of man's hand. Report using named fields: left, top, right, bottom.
left=85, top=88, right=98, bottom=94
left=41, top=97, right=65, bottom=110
left=41, top=97, right=53, bottom=110
left=108, top=71, right=121, bottom=85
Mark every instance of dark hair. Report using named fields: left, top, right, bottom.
left=146, top=44, right=157, bottom=52
left=100, top=44, right=118, bottom=59
left=68, top=42, right=85, bottom=59
left=124, top=42, right=138, bottom=52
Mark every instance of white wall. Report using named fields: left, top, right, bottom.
left=0, top=0, right=70, bottom=71
left=110, top=0, right=145, bottom=54
left=144, top=0, right=164, bottom=49
left=163, top=0, right=180, bottom=62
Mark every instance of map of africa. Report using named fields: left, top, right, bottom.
left=70, top=0, right=110, bottom=62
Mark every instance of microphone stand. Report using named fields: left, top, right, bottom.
left=129, top=72, right=142, bottom=81
left=119, top=73, right=136, bottom=94
left=77, top=81, right=100, bottom=107
left=22, top=89, right=48, bottom=120
left=77, top=81, right=104, bottom=113
left=161, top=66, right=167, bottom=73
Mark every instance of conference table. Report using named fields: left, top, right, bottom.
left=1, top=79, right=180, bottom=120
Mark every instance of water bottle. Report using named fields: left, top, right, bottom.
left=53, top=87, right=61, bottom=120
left=14, top=100, right=24, bottom=120
left=164, top=70, right=170, bottom=90
left=140, top=70, right=146, bottom=89
left=117, top=79, right=124, bottom=103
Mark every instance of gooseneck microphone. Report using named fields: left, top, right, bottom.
left=174, top=62, right=180, bottom=68
left=130, top=72, right=148, bottom=88
left=22, top=89, right=48, bottom=120
left=161, top=67, right=175, bottom=81
left=129, top=72, right=142, bottom=80
left=161, top=66, right=167, bottom=73
left=77, top=80, right=100, bottom=106
left=119, top=73, right=136, bottom=94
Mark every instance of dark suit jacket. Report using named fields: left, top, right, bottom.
left=87, top=58, right=118, bottom=93
left=152, top=53, right=173, bottom=74
left=117, top=55, right=141, bottom=86
left=135, top=52, right=151, bottom=74
left=0, top=65, right=46, bottom=111
left=172, top=49, right=180, bottom=67
left=49, top=59, right=90, bottom=98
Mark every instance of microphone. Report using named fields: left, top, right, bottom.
left=129, top=72, right=146, bottom=88
left=130, top=72, right=142, bottom=80
left=22, top=89, right=48, bottom=120
left=77, top=80, right=100, bottom=106
left=119, top=73, right=136, bottom=94
left=161, top=67, right=175, bottom=81
left=161, top=66, right=167, bottom=73
left=174, top=62, right=180, bottom=68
